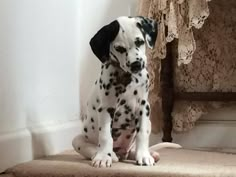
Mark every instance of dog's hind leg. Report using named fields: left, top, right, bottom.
left=72, top=134, right=118, bottom=162
left=72, top=134, right=98, bottom=160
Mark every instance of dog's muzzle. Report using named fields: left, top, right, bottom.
left=130, top=61, right=142, bottom=73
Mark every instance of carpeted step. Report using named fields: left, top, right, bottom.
left=3, top=149, right=236, bottom=177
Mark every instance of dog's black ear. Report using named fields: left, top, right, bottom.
left=89, top=20, right=120, bottom=63
left=136, top=16, right=158, bottom=49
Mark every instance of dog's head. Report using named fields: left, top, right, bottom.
left=90, top=16, right=158, bottom=74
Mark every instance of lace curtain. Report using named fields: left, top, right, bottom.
left=138, top=0, right=236, bottom=133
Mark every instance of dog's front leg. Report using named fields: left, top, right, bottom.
left=92, top=107, right=115, bottom=168
left=135, top=102, right=155, bottom=166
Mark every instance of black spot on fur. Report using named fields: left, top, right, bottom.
left=120, top=99, right=126, bottom=105
left=131, top=113, right=135, bottom=119
left=136, top=127, right=140, bottom=133
left=135, top=78, right=139, bottom=83
left=105, top=92, right=109, bottom=96
left=98, top=107, right=103, bottom=112
left=115, top=86, right=122, bottom=91
left=135, top=37, right=145, bottom=48
left=116, top=72, right=132, bottom=87
left=115, top=111, right=121, bottom=117
left=107, top=107, right=115, bottom=118
left=121, top=123, right=129, bottom=130
left=99, top=127, right=102, bottom=131
left=84, top=127, right=88, bottom=132
left=115, top=46, right=127, bottom=54
left=114, top=71, right=119, bottom=77
left=107, top=84, right=111, bottom=90
left=134, top=90, right=138, bottom=95
left=125, top=110, right=129, bottom=114
left=78, top=147, right=80, bottom=151
left=105, top=63, right=110, bottom=69
left=140, top=111, right=143, bottom=116
left=92, top=125, right=95, bottom=130
left=91, top=117, right=94, bottom=122
left=107, top=153, right=111, bottom=156
left=112, top=129, right=121, bottom=139
left=124, top=105, right=131, bottom=111
left=96, top=99, right=100, bottom=103
left=112, top=128, right=119, bottom=133
left=92, top=106, right=96, bottom=110
left=125, top=118, right=130, bottom=122
left=141, top=100, right=146, bottom=105
left=135, top=119, right=139, bottom=125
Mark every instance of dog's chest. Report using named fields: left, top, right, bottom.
left=98, top=62, right=148, bottom=98
left=94, top=63, right=149, bottom=159
left=97, top=63, right=133, bottom=100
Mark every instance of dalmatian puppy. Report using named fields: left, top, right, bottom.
left=72, top=16, right=181, bottom=168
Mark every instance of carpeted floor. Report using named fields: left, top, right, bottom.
left=3, top=149, right=236, bottom=177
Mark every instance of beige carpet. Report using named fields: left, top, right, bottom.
left=3, top=149, right=236, bottom=177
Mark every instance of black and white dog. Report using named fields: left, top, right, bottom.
left=72, top=16, right=181, bottom=168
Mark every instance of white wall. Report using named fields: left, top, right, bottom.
left=0, top=0, right=137, bottom=172
left=0, top=0, right=80, bottom=133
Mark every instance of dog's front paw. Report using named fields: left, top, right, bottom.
left=135, top=150, right=155, bottom=166
left=92, top=152, right=113, bottom=168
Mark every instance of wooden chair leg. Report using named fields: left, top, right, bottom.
left=160, top=42, right=174, bottom=142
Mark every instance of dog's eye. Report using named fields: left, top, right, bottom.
left=135, top=38, right=145, bottom=48
left=115, top=46, right=127, bottom=54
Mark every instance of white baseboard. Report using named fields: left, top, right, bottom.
left=150, top=120, right=236, bottom=152
left=0, top=120, right=81, bottom=173
left=0, top=129, right=32, bottom=173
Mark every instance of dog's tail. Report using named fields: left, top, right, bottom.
left=149, top=142, right=182, bottom=151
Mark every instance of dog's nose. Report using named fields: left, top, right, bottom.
left=130, top=61, right=142, bottom=73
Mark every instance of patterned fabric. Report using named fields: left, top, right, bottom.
left=139, top=0, right=211, bottom=65
left=173, top=0, right=236, bottom=132
left=138, top=0, right=236, bottom=132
